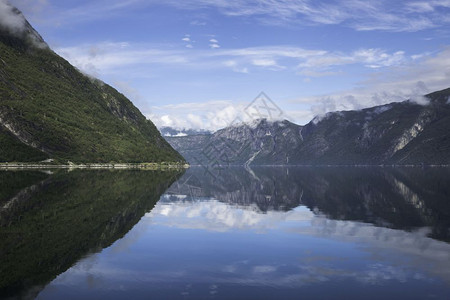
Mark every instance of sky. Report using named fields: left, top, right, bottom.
left=5, top=0, right=450, bottom=130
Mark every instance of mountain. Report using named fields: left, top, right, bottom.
left=166, top=119, right=303, bottom=165
left=0, top=3, right=184, bottom=163
left=159, top=126, right=212, bottom=137
left=293, top=88, right=450, bottom=165
left=165, top=134, right=212, bottom=164
left=166, top=88, right=450, bottom=166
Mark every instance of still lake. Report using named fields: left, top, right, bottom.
left=1, top=167, right=450, bottom=299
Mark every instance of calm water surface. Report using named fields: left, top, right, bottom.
left=1, top=167, right=450, bottom=299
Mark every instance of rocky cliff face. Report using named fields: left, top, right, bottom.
left=0, top=4, right=184, bottom=163
left=167, top=88, right=450, bottom=166
left=294, top=88, right=450, bottom=165
left=166, top=119, right=303, bottom=165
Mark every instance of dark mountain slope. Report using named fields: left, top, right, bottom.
left=294, top=88, right=450, bottom=165
left=0, top=4, right=183, bottom=163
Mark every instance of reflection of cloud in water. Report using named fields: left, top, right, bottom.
left=48, top=260, right=433, bottom=292
left=145, top=197, right=314, bottom=233
left=38, top=196, right=450, bottom=298
left=145, top=197, right=450, bottom=282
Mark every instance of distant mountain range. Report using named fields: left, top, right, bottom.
left=0, top=3, right=183, bottom=163
left=165, top=88, right=450, bottom=165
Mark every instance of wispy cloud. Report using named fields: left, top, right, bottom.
left=55, top=42, right=190, bottom=76
left=15, top=0, right=450, bottom=32
left=139, top=0, right=450, bottom=32
left=299, top=49, right=407, bottom=71
left=292, top=47, right=450, bottom=118
left=56, top=41, right=413, bottom=79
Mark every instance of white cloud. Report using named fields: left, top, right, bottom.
left=148, top=100, right=245, bottom=130
left=294, top=48, right=450, bottom=117
left=252, top=58, right=277, bottom=67
left=406, top=2, right=435, bottom=13
left=300, top=48, right=407, bottom=70
left=209, top=38, right=221, bottom=49
left=181, top=34, right=194, bottom=48
left=160, top=115, right=174, bottom=127
left=0, top=0, right=26, bottom=34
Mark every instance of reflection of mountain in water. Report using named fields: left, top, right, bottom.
left=167, top=167, right=450, bottom=242
left=0, top=169, right=183, bottom=299
left=167, top=167, right=304, bottom=212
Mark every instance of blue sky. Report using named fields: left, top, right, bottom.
left=8, top=0, right=450, bottom=130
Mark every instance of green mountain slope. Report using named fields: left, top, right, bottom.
left=0, top=5, right=184, bottom=163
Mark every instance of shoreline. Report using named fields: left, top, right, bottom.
left=2, top=163, right=449, bottom=170
left=0, top=162, right=190, bottom=170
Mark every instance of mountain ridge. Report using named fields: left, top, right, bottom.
left=166, top=88, right=450, bottom=166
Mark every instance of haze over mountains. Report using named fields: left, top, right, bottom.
left=165, top=88, right=450, bottom=166
left=0, top=3, right=183, bottom=163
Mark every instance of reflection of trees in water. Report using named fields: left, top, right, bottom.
left=0, top=169, right=183, bottom=299
left=167, top=167, right=450, bottom=242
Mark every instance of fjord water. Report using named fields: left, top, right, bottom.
left=1, top=168, right=450, bottom=299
